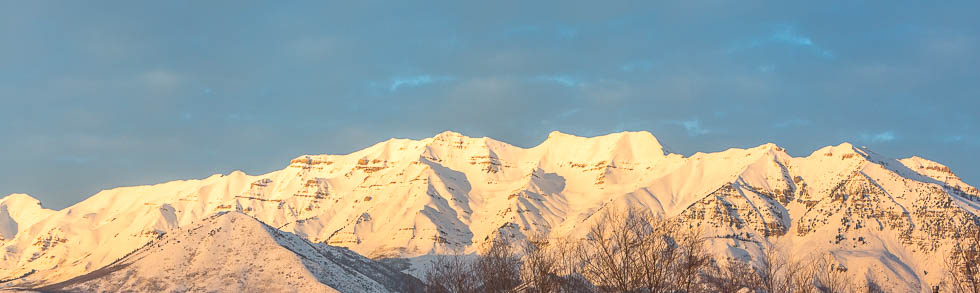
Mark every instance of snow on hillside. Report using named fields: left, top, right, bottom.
left=0, top=131, right=977, bottom=292
left=30, top=212, right=421, bottom=292
left=0, top=194, right=55, bottom=242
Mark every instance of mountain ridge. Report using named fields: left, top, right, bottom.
left=31, top=211, right=422, bottom=292
left=1, top=130, right=977, bottom=292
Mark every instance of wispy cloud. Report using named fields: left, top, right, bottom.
left=780, top=28, right=833, bottom=58
left=862, top=131, right=897, bottom=143
left=534, top=74, right=583, bottom=87
left=557, top=108, right=581, bottom=118
left=729, top=26, right=834, bottom=58
left=771, top=28, right=814, bottom=47
left=387, top=75, right=455, bottom=91
left=668, top=118, right=710, bottom=136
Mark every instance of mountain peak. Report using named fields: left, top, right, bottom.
left=808, top=141, right=868, bottom=158
left=901, top=155, right=938, bottom=166
left=541, top=130, right=662, bottom=146
left=536, top=130, right=667, bottom=163
left=0, top=193, right=56, bottom=241
left=546, top=130, right=576, bottom=138
left=426, top=130, right=499, bottom=146
left=831, top=141, right=858, bottom=152
left=432, top=130, right=468, bottom=140
left=900, top=156, right=973, bottom=187
left=753, top=142, right=785, bottom=152
left=0, top=193, right=41, bottom=205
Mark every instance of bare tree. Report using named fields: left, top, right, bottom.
left=859, top=274, right=886, bottom=293
left=518, top=233, right=563, bottom=292
left=814, top=254, right=854, bottom=293
left=421, top=206, right=942, bottom=293
left=702, top=245, right=824, bottom=293
left=577, top=208, right=649, bottom=292
left=424, top=249, right=478, bottom=293
left=704, top=257, right=762, bottom=293
left=575, top=208, right=712, bottom=292
left=944, top=227, right=980, bottom=293
left=756, top=244, right=820, bottom=293
left=757, top=244, right=787, bottom=293
left=784, top=254, right=818, bottom=293
left=516, top=233, right=595, bottom=293
left=549, top=236, right=581, bottom=279
left=634, top=226, right=677, bottom=293
left=475, top=236, right=521, bottom=293
left=673, top=227, right=712, bottom=292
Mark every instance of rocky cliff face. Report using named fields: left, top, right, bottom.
left=1, top=131, right=977, bottom=292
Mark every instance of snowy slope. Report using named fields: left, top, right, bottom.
left=31, top=212, right=421, bottom=292
left=0, top=194, right=55, bottom=242
left=0, top=131, right=977, bottom=292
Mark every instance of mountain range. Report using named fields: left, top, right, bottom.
left=1, top=131, right=977, bottom=292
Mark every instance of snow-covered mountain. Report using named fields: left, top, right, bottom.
left=0, top=194, right=55, bottom=243
left=1, top=131, right=978, bottom=292
left=26, top=211, right=421, bottom=292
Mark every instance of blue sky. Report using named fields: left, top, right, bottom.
left=2, top=1, right=979, bottom=209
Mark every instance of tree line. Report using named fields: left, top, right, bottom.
left=422, top=208, right=980, bottom=293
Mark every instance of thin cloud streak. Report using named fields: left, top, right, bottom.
left=388, top=75, right=456, bottom=91
left=862, top=131, right=898, bottom=143
left=534, top=75, right=583, bottom=87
